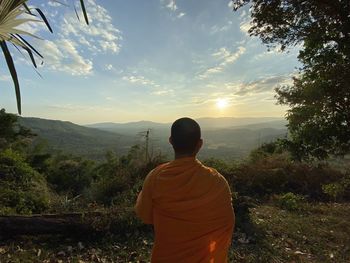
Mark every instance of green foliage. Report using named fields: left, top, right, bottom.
left=248, top=141, right=285, bottom=162
left=47, top=156, right=95, bottom=196
left=322, top=173, right=350, bottom=201
left=276, top=192, right=305, bottom=211
left=232, top=0, right=350, bottom=160
left=0, top=149, right=50, bottom=214
left=88, top=148, right=164, bottom=205
left=215, top=154, right=347, bottom=200
left=0, top=108, right=34, bottom=151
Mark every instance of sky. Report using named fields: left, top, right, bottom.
left=0, top=0, right=300, bottom=124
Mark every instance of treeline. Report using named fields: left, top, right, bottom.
left=1, top=108, right=350, bottom=223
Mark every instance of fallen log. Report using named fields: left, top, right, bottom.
left=0, top=212, right=102, bottom=239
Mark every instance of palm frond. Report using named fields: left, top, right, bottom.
left=79, top=0, right=89, bottom=25
left=0, top=0, right=89, bottom=114
left=1, top=40, right=21, bottom=114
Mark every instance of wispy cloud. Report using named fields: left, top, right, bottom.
left=166, top=0, right=178, bottom=11
left=198, top=46, right=246, bottom=79
left=210, top=21, right=233, bottom=34
left=161, top=0, right=186, bottom=19
left=29, top=0, right=122, bottom=76
left=228, top=75, right=292, bottom=96
left=105, top=64, right=114, bottom=71
left=177, top=12, right=186, bottom=18
left=152, top=88, right=174, bottom=96
left=122, top=75, right=156, bottom=86
left=37, top=39, right=93, bottom=75
left=61, top=0, right=122, bottom=54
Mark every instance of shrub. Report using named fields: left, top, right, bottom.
left=47, top=157, right=95, bottom=195
left=230, top=155, right=346, bottom=200
left=0, top=149, right=50, bottom=214
left=277, top=192, right=305, bottom=211
left=322, top=173, right=350, bottom=201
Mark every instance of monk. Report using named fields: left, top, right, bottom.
left=135, top=117, right=235, bottom=263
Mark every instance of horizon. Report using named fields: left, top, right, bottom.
left=1, top=0, right=298, bottom=124
left=20, top=114, right=285, bottom=126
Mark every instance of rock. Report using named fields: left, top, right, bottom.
left=67, top=246, right=73, bottom=253
left=37, top=249, right=41, bottom=257
left=78, top=242, right=84, bottom=250
left=57, top=251, right=66, bottom=257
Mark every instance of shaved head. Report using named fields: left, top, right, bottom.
left=170, top=117, right=201, bottom=155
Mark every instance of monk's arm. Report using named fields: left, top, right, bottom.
left=135, top=172, right=154, bottom=224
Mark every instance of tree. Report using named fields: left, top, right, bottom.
left=0, top=0, right=89, bottom=115
left=0, top=108, right=33, bottom=150
left=232, top=0, right=350, bottom=160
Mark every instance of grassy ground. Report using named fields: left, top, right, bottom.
left=0, top=202, right=349, bottom=263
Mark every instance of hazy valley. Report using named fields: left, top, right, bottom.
left=20, top=117, right=288, bottom=160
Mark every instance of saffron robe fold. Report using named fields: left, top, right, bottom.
left=135, top=157, right=235, bottom=263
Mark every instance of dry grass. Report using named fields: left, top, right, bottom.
left=0, top=202, right=349, bottom=263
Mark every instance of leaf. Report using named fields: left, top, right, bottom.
left=1, top=40, right=21, bottom=114
left=11, top=41, right=37, bottom=68
left=80, top=0, right=89, bottom=25
left=22, top=3, right=34, bottom=16
left=35, top=8, right=53, bottom=33
left=16, top=34, right=43, bottom=58
left=74, top=5, right=80, bottom=21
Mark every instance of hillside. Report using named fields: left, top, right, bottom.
left=19, top=117, right=136, bottom=159
left=19, top=117, right=287, bottom=160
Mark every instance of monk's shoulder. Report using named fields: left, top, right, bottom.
left=200, top=164, right=226, bottom=181
left=147, top=162, right=170, bottom=179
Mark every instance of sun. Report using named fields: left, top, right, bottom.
left=216, top=98, right=229, bottom=109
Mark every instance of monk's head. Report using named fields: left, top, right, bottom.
left=169, top=117, right=203, bottom=156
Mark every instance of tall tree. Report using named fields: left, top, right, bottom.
left=232, top=0, right=350, bottom=160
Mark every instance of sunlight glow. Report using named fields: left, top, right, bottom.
left=216, top=98, right=229, bottom=109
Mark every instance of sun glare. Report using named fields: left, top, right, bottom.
left=216, top=98, right=229, bottom=109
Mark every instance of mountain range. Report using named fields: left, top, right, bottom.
left=19, top=117, right=288, bottom=160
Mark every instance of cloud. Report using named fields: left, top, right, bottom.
left=230, top=75, right=292, bottom=96
left=152, top=89, right=174, bottom=96
left=228, top=1, right=234, bottom=9
left=60, top=0, right=122, bottom=54
left=210, top=21, right=233, bottom=34
left=167, top=0, right=178, bottom=11
left=161, top=0, right=186, bottom=19
left=27, top=0, right=122, bottom=76
left=47, top=1, right=61, bottom=7
left=105, top=64, right=114, bottom=71
left=37, top=39, right=93, bottom=75
left=177, top=12, right=186, bottom=18
left=0, top=75, right=11, bottom=82
left=122, top=75, right=156, bottom=86
left=198, top=46, right=246, bottom=79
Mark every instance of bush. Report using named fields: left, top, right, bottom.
left=47, top=157, right=95, bottom=196
left=229, top=155, right=346, bottom=200
left=0, top=149, right=50, bottom=214
left=276, top=192, right=305, bottom=211
left=322, top=173, right=350, bottom=201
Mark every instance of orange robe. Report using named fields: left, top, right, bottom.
left=135, top=157, right=235, bottom=263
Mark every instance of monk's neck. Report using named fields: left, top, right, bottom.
left=174, top=153, right=197, bottom=160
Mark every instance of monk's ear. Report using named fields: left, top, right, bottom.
left=169, top=137, right=173, bottom=145
left=197, top=139, right=203, bottom=150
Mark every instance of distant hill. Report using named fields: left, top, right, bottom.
left=86, top=117, right=286, bottom=133
left=19, top=117, right=287, bottom=161
left=19, top=117, right=135, bottom=159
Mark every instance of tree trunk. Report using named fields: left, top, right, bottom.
left=0, top=212, right=101, bottom=239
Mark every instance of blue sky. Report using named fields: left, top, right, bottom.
left=0, top=0, right=299, bottom=124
